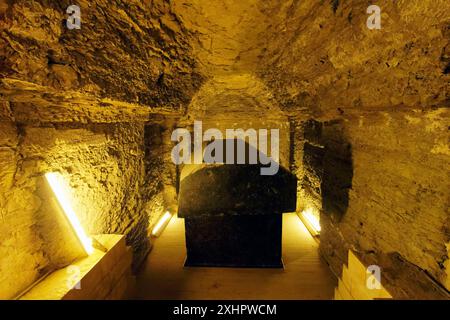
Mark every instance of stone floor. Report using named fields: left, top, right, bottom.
left=135, top=213, right=337, bottom=300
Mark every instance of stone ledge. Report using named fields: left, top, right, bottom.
left=20, top=234, right=135, bottom=300
left=0, top=79, right=181, bottom=124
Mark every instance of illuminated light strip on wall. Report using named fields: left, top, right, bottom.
left=45, top=172, right=94, bottom=255
left=300, top=208, right=321, bottom=236
left=151, top=211, right=173, bottom=237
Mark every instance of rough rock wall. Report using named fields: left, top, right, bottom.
left=142, top=122, right=178, bottom=230
left=0, top=106, right=151, bottom=299
left=319, top=109, right=449, bottom=298
left=258, top=0, right=450, bottom=117
left=170, top=0, right=271, bottom=76
left=0, top=0, right=203, bottom=108
left=297, top=109, right=450, bottom=298
left=295, top=120, right=323, bottom=222
left=258, top=0, right=450, bottom=297
left=143, top=124, right=165, bottom=230
left=0, top=0, right=202, bottom=299
left=181, top=74, right=291, bottom=171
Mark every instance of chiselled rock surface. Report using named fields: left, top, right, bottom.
left=257, top=0, right=450, bottom=296
left=258, top=0, right=450, bottom=118
left=0, top=0, right=204, bottom=109
left=0, top=120, right=150, bottom=299
left=305, top=109, right=450, bottom=298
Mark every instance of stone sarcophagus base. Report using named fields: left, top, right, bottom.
left=184, top=214, right=283, bottom=268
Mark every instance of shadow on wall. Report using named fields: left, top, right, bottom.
left=321, top=120, right=353, bottom=222
left=302, top=119, right=354, bottom=222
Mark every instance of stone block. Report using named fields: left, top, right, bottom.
left=20, top=234, right=134, bottom=300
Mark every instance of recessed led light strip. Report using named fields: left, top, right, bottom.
left=45, top=172, right=93, bottom=255
left=151, top=211, right=173, bottom=237
left=300, top=208, right=321, bottom=236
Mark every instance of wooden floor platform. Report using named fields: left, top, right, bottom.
left=135, top=213, right=336, bottom=300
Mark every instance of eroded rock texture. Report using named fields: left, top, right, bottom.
left=0, top=0, right=198, bottom=298
left=0, top=118, right=148, bottom=299
left=0, top=0, right=449, bottom=299
left=258, top=0, right=450, bottom=118
left=260, top=0, right=449, bottom=298
left=0, top=0, right=203, bottom=108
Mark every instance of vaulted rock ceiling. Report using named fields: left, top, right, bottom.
left=2, top=0, right=448, bottom=121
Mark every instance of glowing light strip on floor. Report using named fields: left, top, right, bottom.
left=45, top=172, right=93, bottom=255
left=152, top=211, right=173, bottom=237
left=300, top=208, right=321, bottom=236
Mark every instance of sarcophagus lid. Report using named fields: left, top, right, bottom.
left=178, top=140, right=297, bottom=218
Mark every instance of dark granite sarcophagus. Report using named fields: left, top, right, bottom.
left=178, top=141, right=297, bottom=268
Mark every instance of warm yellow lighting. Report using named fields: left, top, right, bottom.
left=152, top=211, right=173, bottom=237
left=45, top=172, right=93, bottom=255
left=301, top=208, right=321, bottom=234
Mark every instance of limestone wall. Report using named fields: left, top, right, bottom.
left=0, top=0, right=203, bottom=109
left=321, top=109, right=449, bottom=298
left=0, top=0, right=190, bottom=299
left=296, top=108, right=449, bottom=298
left=259, top=0, right=450, bottom=298
left=258, top=0, right=450, bottom=118
left=0, top=108, right=162, bottom=299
